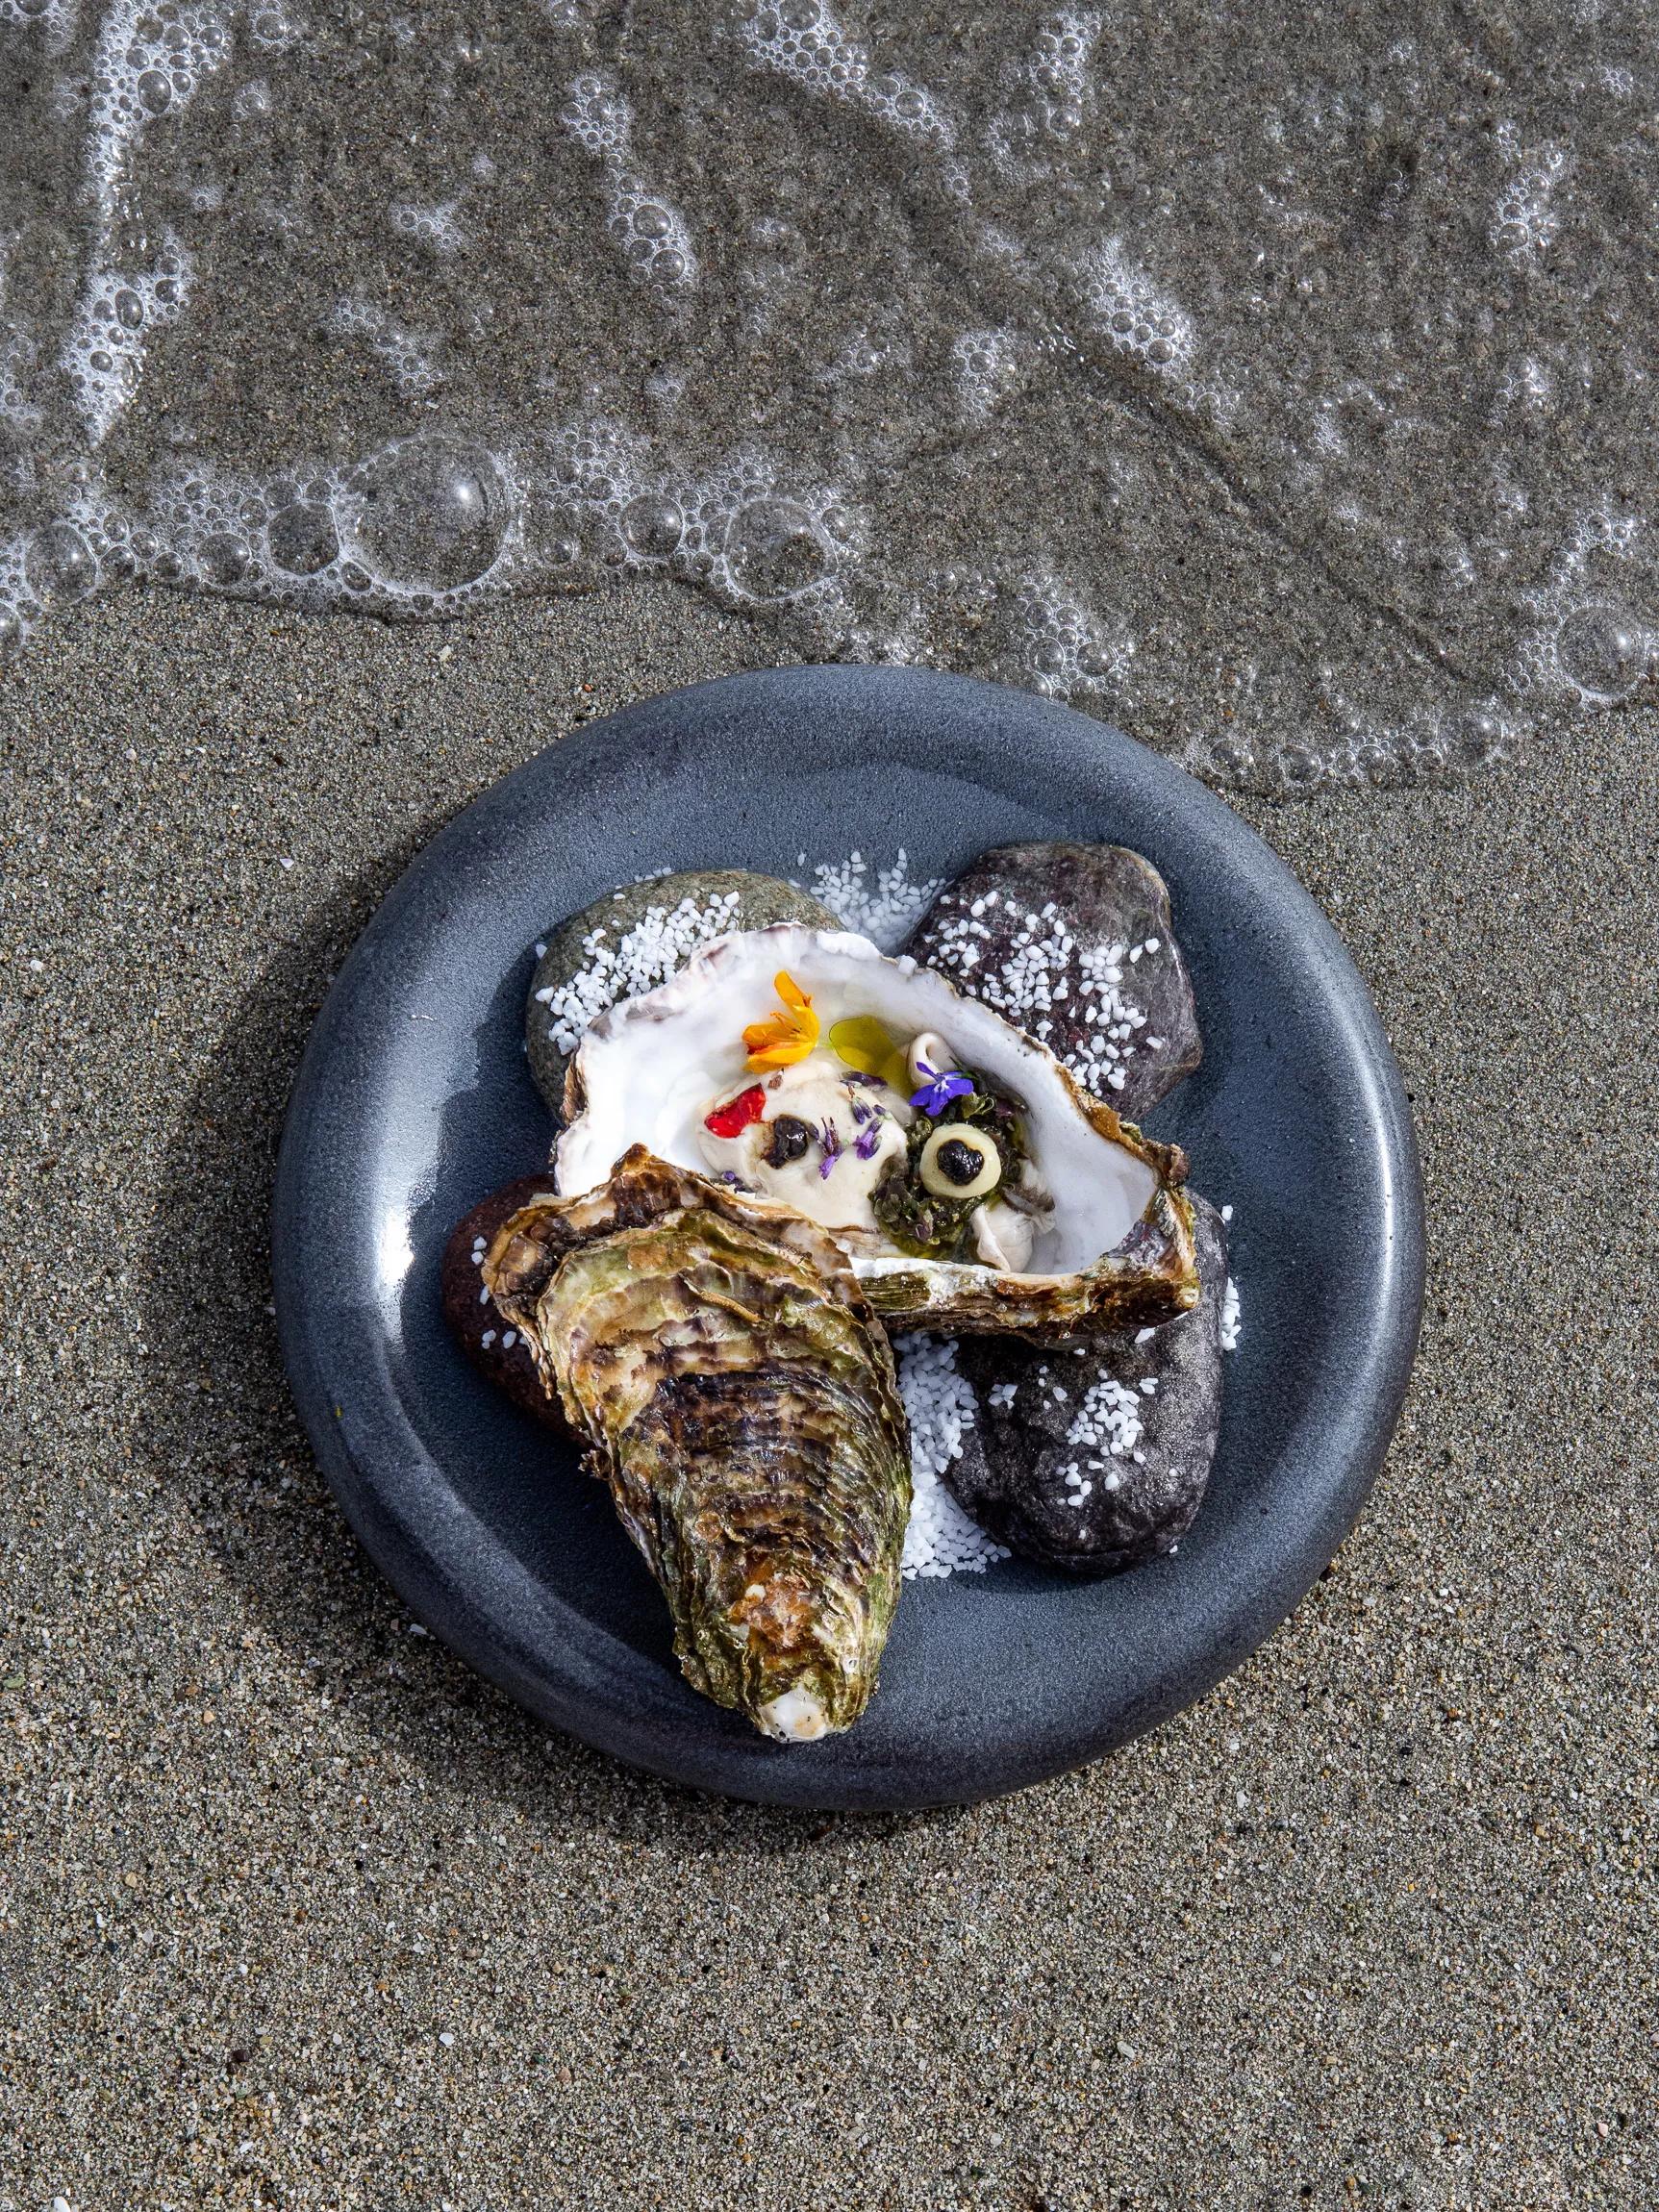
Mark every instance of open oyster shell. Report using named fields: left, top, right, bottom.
left=484, top=1148, right=912, bottom=1744
left=556, top=923, right=1199, bottom=1339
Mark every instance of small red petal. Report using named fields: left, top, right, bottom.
left=704, top=1084, right=768, bottom=1139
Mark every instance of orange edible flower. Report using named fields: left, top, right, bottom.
left=743, top=970, right=820, bottom=1069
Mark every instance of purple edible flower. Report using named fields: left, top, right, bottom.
left=910, top=1063, right=976, bottom=1118
left=818, top=1120, right=842, bottom=1178
left=855, top=1119, right=885, bottom=1160
left=843, top=1069, right=886, bottom=1090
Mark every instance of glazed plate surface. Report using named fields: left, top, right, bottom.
left=273, top=666, right=1422, bottom=1810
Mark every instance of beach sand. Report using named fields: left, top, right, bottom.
left=2, top=586, right=1654, bottom=2206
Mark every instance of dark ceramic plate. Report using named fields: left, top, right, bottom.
left=273, top=666, right=1422, bottom=1810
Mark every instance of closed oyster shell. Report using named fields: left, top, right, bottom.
left=945, top=1194, right=1228, bottom=1573
left=526, top=869, right=839, bottom=1115
left=557, top=923, right=1199, bottom=1339
left=484, top=1147, right=912, bottom=1743
left=904, top=842, right=1201, bottom=1123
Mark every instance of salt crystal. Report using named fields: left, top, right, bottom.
left=1220, top=1275, right=1242, bottom=1352
left=894, top=1335, right=1008, bottom=1578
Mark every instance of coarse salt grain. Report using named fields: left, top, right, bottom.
left=919, top=888, right=1153, bottom=1100
left=893, top=1334, right=1008, bottom=1579
left=538, top=890, right=745, bottom=1053
left=1066, top=1372, right=1144, bottom=1459
left=807, top=848, right=943, bottom=950
left=1220, top=1275, right=1242, bottom=1352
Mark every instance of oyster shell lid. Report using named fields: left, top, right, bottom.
left=554, top=924, right=1198, bottom=1334
left=484, top=1144, right=889, bottom=1368
left=483, top=1146, right=911, bottom=1744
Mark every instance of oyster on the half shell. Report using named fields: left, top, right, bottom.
left=555, top=924, right=1199, bottom=1338
left=484, top=1149, right=912, bottom=1743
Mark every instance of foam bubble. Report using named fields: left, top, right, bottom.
left=1491, top=132, right=1569, bottom=265
left=389, top=198, right=466, bottom=256
left=266, top=499, right=339, bottom=577
left=341, top=436, right=512, bottom=590
left=194, top=530, right=251, bottom=586
left=721, top=494, right=834, bottom=600
left=1517, top=506, right=1651, bottom=706
left=24, top=521, right=97, bottom=607
left=949, top=326, right=1030, bottom=423
left=1554, top=602, right=1649, bottom=702
left=621, top=492, right=684, bottom=557
left=62, top=239, right=192, bottom=443
left=85, top=1, right=233, bottom=228
left=1074, top=238, right=1194, bottom=376
left=989, top=8, right=1102, bottom=174
left=326, top=295, right=443, bottom=399
left=1009, top=574, right=1133, bottom=698
left=0, top=0, right=76, bottom=35
left=734, top=0, right=953, bottom=148
left=561, top=72, right=697, bottom=289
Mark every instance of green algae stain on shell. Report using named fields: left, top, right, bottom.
left=525, top=869, right=840, bottom=1116
left=484, top=1149, right=912, bottom=1742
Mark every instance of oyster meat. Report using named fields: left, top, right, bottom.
left=904, top=842, right=1201, bottom=1124
left=556, top=923, right=1199, bottom=1338
left=484, top=1148, right=912, bottom=1743
left=947, top=1194, right=1229, bottom=1573
left=526, top=868, right=839, bottom=1115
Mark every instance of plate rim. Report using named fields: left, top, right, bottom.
left=273, top=664, right=1424, bottom=1809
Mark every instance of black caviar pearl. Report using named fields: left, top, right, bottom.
left=764, top=1116, right=813, bottom=1167
left=936, top=1136, right=988, bottom=1187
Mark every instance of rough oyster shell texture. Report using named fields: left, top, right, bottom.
left=556, top=922, right=1200, bottom=1340
left=525, top=869, right=839, bottom=1115
left=947, top=1194, right=1229, bottom=1574
left=484, top=1149, right=912, bottom=1743
left=903, top=842, right=1201, bottom=1124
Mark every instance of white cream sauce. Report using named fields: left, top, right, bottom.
left=697, top=1049, right=911, bottom=1236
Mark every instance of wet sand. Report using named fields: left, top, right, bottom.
left=2, top=588, right=1654, bottom=2205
